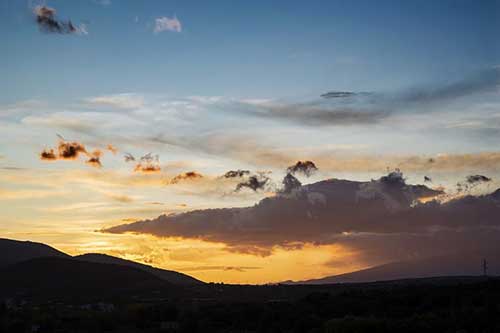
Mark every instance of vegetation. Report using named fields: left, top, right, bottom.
left=1, top=278, right=499, bottom=332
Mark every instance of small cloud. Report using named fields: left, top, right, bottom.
left=134, top=153, right=161, bottom=173
left=85, top=149, right=102, bottom=168
left=223, top=169, right=251, bottom=178
left=287, top=160, right=318, bottom=177
left=320, top=91, right=357, bottom=99
left=154, top=16, right=182, bottom=33
left=236, top=173, right=271, bottom=192
left=466, top=174, right=492, bottom=184
left=39, top=135, right=106, bottom=168
left=106, top=144, right=118, bottom=155
left=124, top=153, right=136, bottom=162
left=40, top=149, right=57, bottom=161
left=58, top=140, right=87, bottom=159
left=33, top=5, right=87, bottom=35
left=170, top=171, right=203, bottom=184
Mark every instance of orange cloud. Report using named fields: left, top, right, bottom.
left=40, top=148, right=57, bottom=160
left=170, top=171, right=203, bottom=184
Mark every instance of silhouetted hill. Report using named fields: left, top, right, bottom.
left=0, top=257, right=171, bottom=297
left=0, top=238, right=69, bottom=267
left=75, top=253, right=203, bottom=285
left=289, top=251, right=500, bottom=284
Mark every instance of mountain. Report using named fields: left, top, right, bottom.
left=0, top=238, right=69, bottom=267
left=289, top=251, right=500, bottom=284
left=0, top=257, right=170, bottom=297
left=0, top=238, right=202, bottom=286
left=75, top=253, right=203, bottom=285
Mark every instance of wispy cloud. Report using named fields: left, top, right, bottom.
left=85, top=94, right=144, bottom=110
left=154, top=16, right=182, bottom=33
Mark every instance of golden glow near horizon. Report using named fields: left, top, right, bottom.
left=1, top=144, right=500, bottom=283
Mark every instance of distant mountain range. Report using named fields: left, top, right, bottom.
left=0, top=238, right=202, bottom=297
left=0, top=238, right=69, bottom=267
left=74, top=253, right=201, bottom=285
left=286, top=251, right=500, bottom=285
left=2, top=237, right=499, bottom=296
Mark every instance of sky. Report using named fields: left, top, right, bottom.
left=1, top=0, right=500, bottom=283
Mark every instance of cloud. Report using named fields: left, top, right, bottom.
left=235, top=173, right=271, bottom=192
left=85, top=149, right=102, bottom=168
left=33, top=5, right=87, bottom=35
left=106, top=144, right=118, bottom=155
left=85, top=94, right=144, bottom=110
left=320, top=91, right=358, bottom=99
left=170, top=171, right=203, bottom=184
left=154, top=16, right=182, bottom=33
left=58, top=140, right=87, bottom=159
left=287, top=160, right=318, bottom=177
left=134, top=153, right=161, bottom=173
left=280, top=173, right=302, bottom=194
left=39, top=136, right=105, bottom=168
left=181, top=266, right=262, bottom=272
left=40, top=149, right=57, bottom=160
left=223, top=170, right=251, bottom=178
left=466, top=174, right=492, bottom=184
left=238, top=67, right=500, bottom=127
left=400, top=67, right=500, bottom=105
left=243, top=102, right=388, bottom=126
left=102, top=170, right=500, bottom=265
left=124, top=153, right=136, bottom=162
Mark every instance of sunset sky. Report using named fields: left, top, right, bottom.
left=1, top=0, right=500, bottom=283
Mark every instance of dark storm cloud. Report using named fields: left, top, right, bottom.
left=33, top=5, right=85, bottom=35
left=170, top=171, right=203, bottom=184
left=287, top=161, right=318, bottom=177
left=100, top=170, right=500, bottom=264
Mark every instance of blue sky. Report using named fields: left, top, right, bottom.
left=2, top=0, right=498, bottom=103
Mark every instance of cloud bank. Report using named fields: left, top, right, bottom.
left=103, top=172, right=500, bottom=262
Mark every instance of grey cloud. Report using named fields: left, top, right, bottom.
left=223, top=170, right=251, bottom=178
left=235, top=173, right=271, bottom=192
left=287, top=160, right=318, bottom=177
left=103, top=171, right=500, bottom=264
left=466, top=174, right=492, bottom=184
left=280, top=173, right=302, bottom=194
left=241, top=67, right=499, bottom=127
left=33, top=6, right=86, bottom=35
